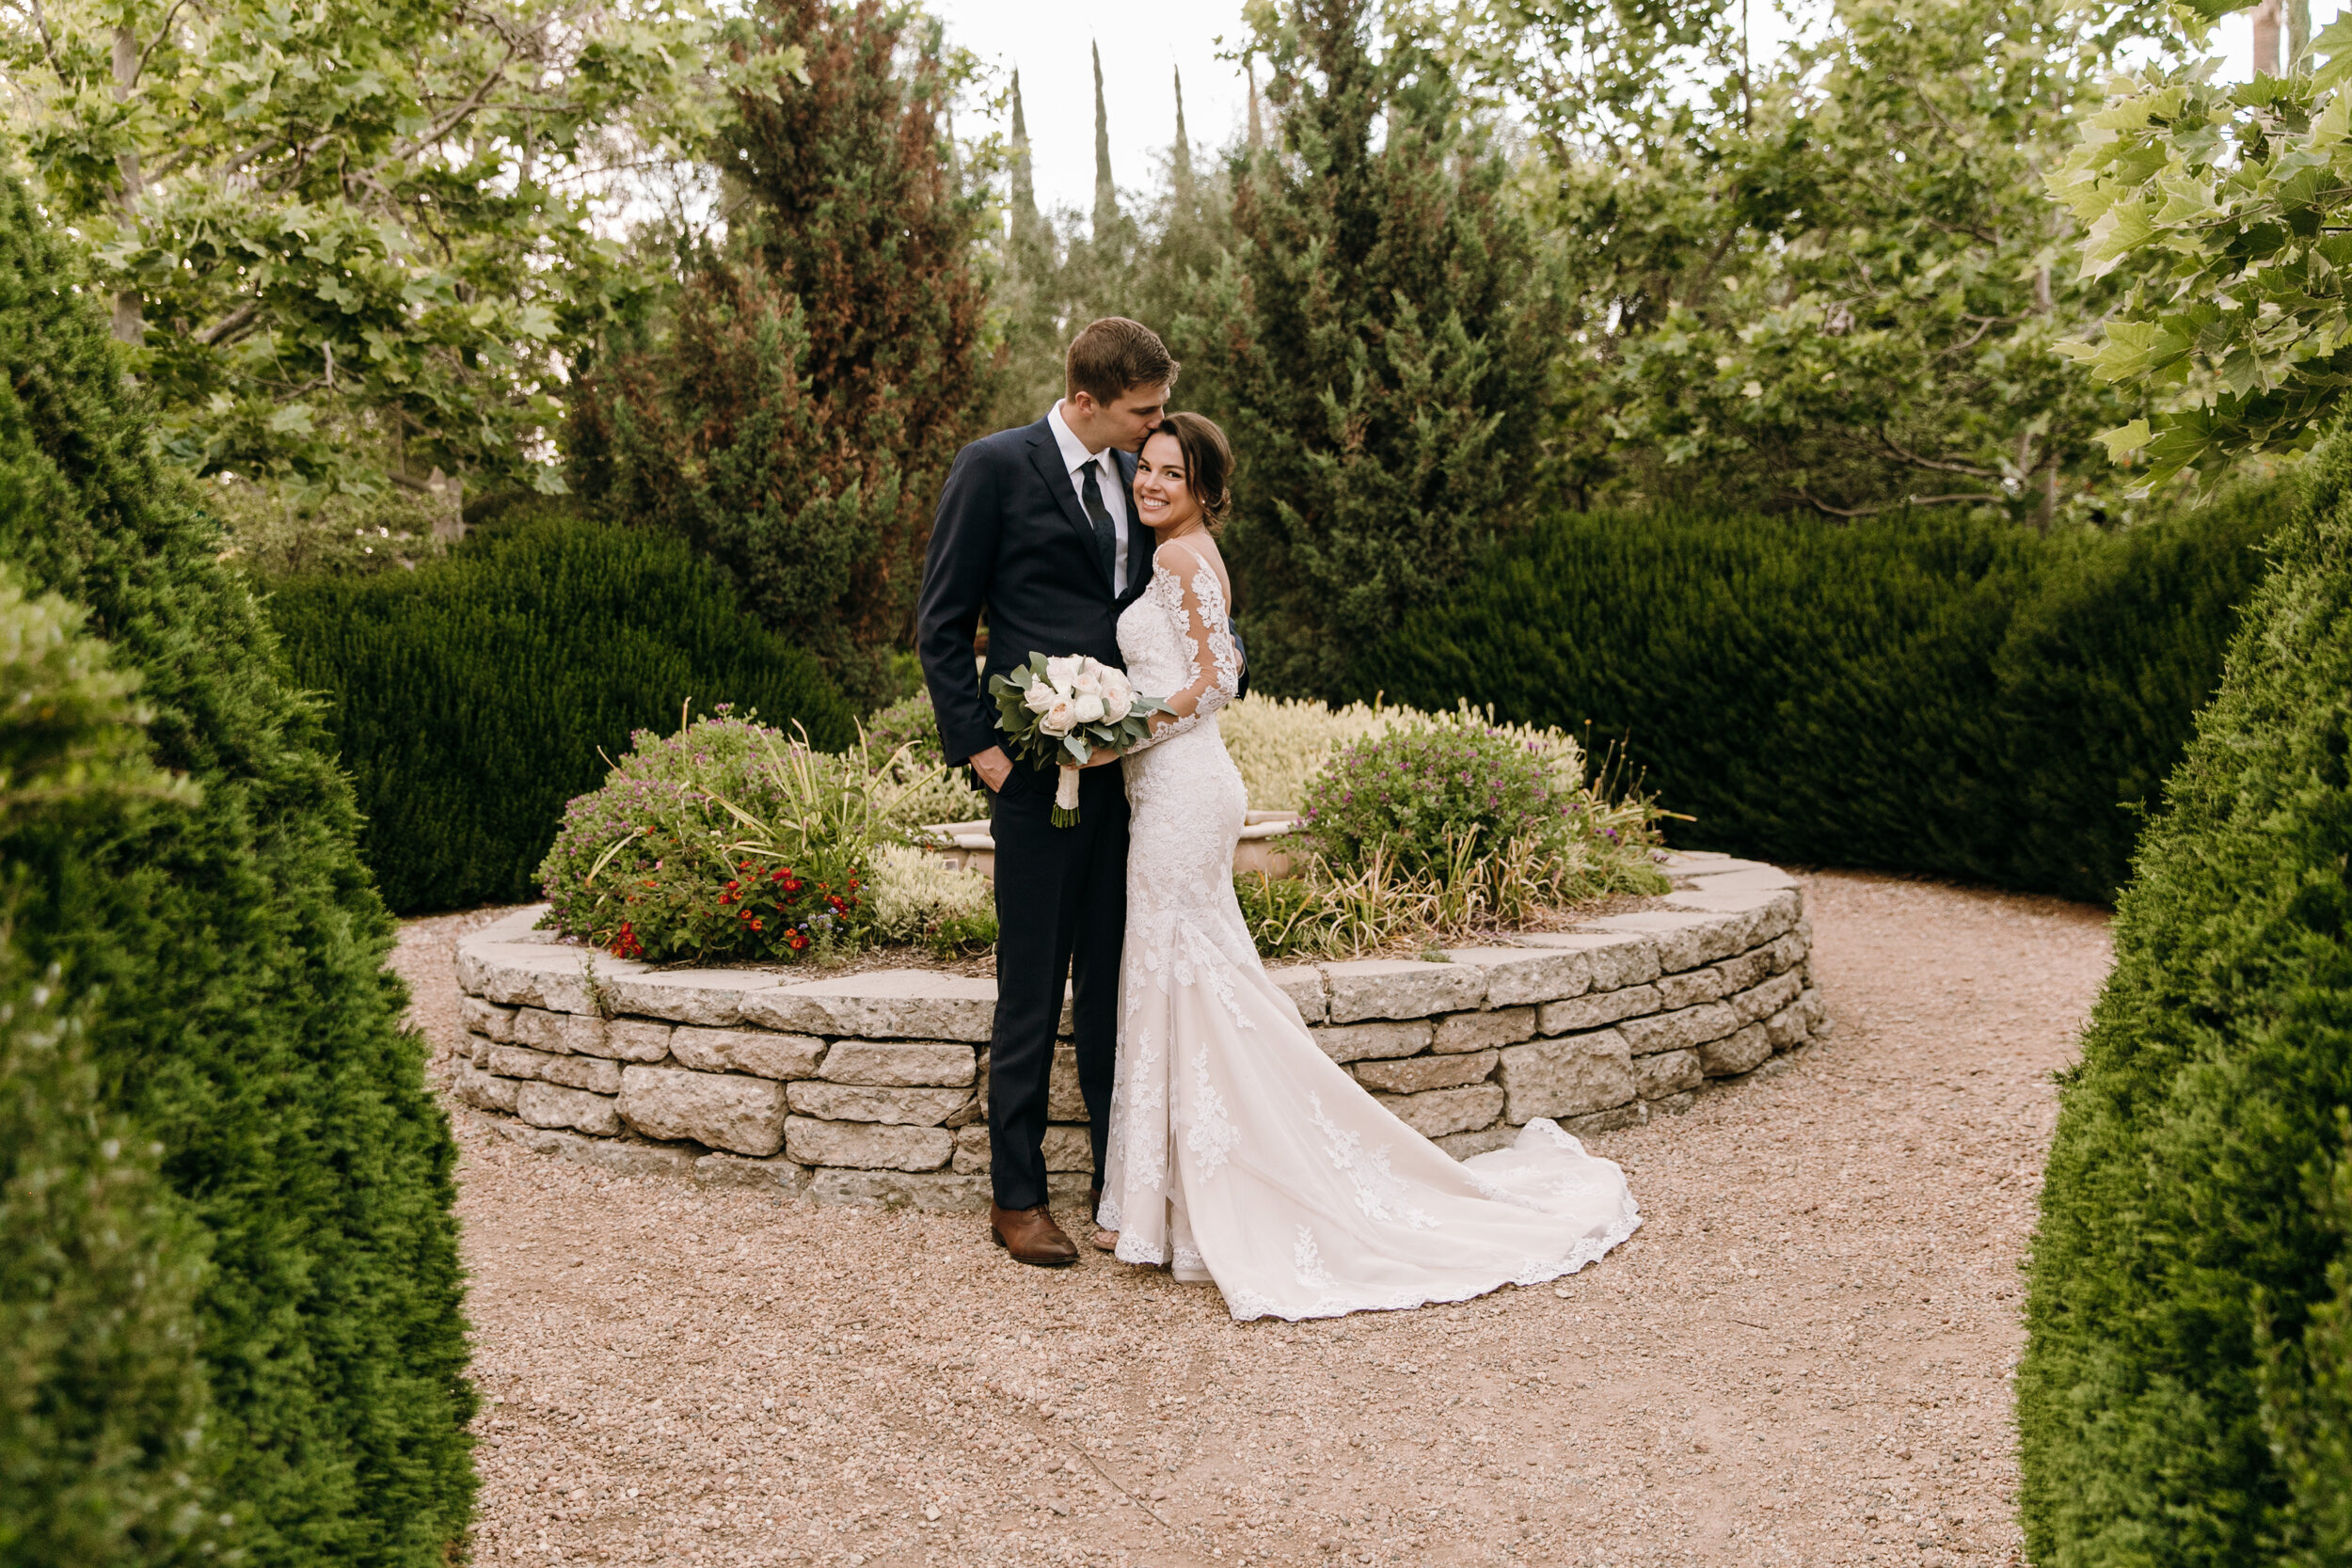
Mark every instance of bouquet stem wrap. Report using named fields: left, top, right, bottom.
left=988, top=652, right=1168, bottom=828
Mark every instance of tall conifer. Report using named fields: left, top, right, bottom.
left=1183, top=0, right=1557, bottom=699
left=0, top=173, right=473, bottom=1566
left=569, top=0, right=990, bottom=703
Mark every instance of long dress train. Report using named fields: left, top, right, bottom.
left=1099, top=538, right=1641, bottom=1322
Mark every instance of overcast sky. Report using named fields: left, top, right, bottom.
left=928, top=1, right=2328, bottom=219
left=931, top=1, right=1257, bottom=216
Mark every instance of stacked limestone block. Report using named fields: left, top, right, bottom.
left=450, top=851, right=1824, bottom=1206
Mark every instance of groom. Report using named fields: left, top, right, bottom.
left=915, top=318, right=1174, bottom=1266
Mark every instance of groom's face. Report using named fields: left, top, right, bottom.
left=1071, top=383, right=1171, bottom=453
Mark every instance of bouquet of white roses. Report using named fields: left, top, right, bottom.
left=988, top=653, right=1168, bottom=826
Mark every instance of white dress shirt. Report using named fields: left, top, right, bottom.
left=1047, top=402, right=1130, bottom=587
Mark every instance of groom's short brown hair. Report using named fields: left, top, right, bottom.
left=1066, top=317, right=1178, bottom=404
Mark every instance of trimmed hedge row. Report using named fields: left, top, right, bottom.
left=0, top=177, right=473, bottom=1562
left=1359, top=491, right=2283, bottom=903
left=267, top=514, right=859, bottom=914
left=2017, top=438, right=2352, bottom=1563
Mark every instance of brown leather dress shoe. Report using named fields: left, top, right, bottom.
left=991, top=1203, right=1078, bottom=1267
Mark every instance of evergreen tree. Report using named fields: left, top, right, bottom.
left=1183, top=0, right=1558, bottom=700
left=570, top=0, right=990, bottom=705
left=2019, top=432, right=2352, bottom=1566
left=0, top=565, right=214, bottom=1568
left=0, top=173, right=474, bottom=1565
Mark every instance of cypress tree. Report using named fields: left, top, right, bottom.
left=1184, top=0, right=1559, bottom=700
left=0, top=565, right=214, bottom=1567
left=2018, top=437, right=2352, bottom=1564
left=0, top=175, right=473, bottom=1563
left=570, top=0, right=991, bottom=705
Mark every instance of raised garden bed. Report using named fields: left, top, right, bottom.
left=450, top=850, right=1826, bottom=1208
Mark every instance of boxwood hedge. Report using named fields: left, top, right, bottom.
left=2017, top=439, right=2352, bottom=1567
left=0, top=177, right=473, bottom=1562
left=1359, top=492, right=2281, bottom=903
left=267, top=512, right=859, bottom=913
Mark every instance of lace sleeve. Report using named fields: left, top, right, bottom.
left=1123, top=543, right=1241, bottom=756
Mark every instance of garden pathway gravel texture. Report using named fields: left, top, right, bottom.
left=393, top=870, right=2110, bottom=1568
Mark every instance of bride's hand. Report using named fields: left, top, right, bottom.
left=1080, top=744, right=1120, bottom=768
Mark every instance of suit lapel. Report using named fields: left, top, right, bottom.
left=1025, top=422, right=1118, bottom=594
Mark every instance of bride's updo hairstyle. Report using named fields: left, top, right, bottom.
left=1152, top=411, right=1235, bottom=532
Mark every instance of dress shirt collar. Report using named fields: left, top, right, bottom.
left=1047, top=402, right=1113, bottom=481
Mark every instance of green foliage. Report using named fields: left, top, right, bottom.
left=864, top=842, right=995, bottom=953
left=0, top=0, right=779, bottom=499
left=569, top=0, right=989, bottom=705
left=537, top=710, right=958, bottom=963
left=208, top=474, right=457, bottom=579
left=0, top=945, right=216, bottom=1568
left=265, top=513, right=857, bottom=915
left=1185, top=0, right=1559, bottom=700
left=1464, top=0, right=2161, bottom=522
left=0, top=564, right=195, bottom=825
left=2050, top=21, right=2352, bottom=489
left=1297, top=717, right=1577, bottom=878
left=0, top=562, right=212, bottom=1567
left=2016, top=429, right=2352, bottom=1568
left=1363, top=489, right=2284, bottom=903
left=853, top=689, right=985, bottom=826
left=0, top=174, right=472, bottom=1564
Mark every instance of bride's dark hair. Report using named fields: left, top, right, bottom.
left=1148, top=411, right=1235, bottom=532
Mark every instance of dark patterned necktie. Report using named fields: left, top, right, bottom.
left=1079, top=457, right=1117, bottom=584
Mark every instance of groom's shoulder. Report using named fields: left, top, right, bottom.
left=959, top=418, right=1047, bottom=470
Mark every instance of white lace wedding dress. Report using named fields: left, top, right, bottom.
left=1098, top=538, right=1642, bottom=1322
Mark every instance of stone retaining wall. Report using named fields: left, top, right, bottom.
left=450, top=851, right=1825, bottom=1209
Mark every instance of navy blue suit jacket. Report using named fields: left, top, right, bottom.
left=916, top=418, right=1154, bottom=768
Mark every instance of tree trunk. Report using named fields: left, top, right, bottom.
left=2252, top=0, right=2281, bottom=77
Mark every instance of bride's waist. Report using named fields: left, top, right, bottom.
left=1124, top=715, right=1228, bottom=766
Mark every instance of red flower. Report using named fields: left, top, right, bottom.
left=783, top=878, right=802, bottom=894
left=749, top=918, right=764, bottom=932
left=771, top=868, right=787, bottom=881
left=787, top=930, right=809, bottom=952
left=724, top=879, right=740, bottom=892
left=847, top=878, right=861, bottom=891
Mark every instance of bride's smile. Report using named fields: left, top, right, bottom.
left=1131, top=441, right=1194, bottom=533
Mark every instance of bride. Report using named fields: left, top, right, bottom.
left=1094, top=411, right=1641, bottom=1323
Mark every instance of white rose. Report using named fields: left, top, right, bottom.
left=1099, top=669, right=1132, bottom=705
left=1044, top=655, right=1083, bottom=690
left=1023, top=681, right=1057, bottom=715
left=1039, top=698, right=1077, bottom=736
left=1071, top=665, right=1104, bottom=695
left=1100, top=689, right=1132, bottom=722
left=1073, top=692, right=1105, bottom=724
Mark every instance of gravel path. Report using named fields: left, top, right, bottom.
left=392, top=871, right=2110, bottom=1568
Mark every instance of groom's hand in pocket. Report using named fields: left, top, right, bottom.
left=969, top=746, right=1013, bottom=792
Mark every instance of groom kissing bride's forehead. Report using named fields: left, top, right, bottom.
left=914, top=316, right=1179, bottom=1266
left=1057, top=318, right=1174, bottom=455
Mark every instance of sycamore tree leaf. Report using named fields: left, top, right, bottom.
left=2095, top=418, right=2153, bottom=458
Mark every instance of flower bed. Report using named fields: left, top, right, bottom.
left=449, top=851, right=1825, bottom=1207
